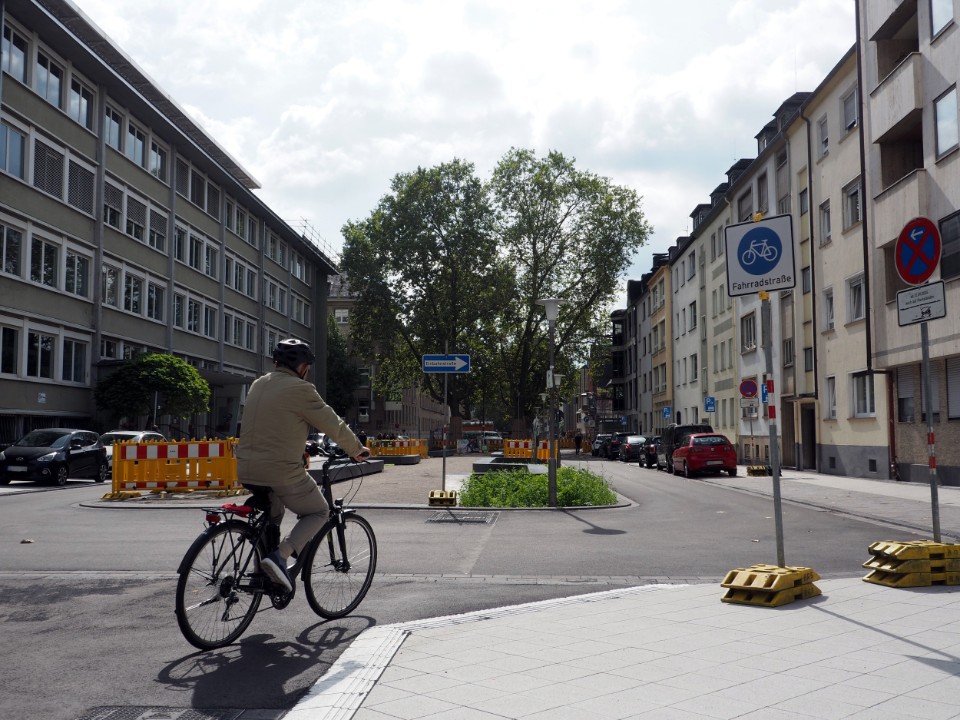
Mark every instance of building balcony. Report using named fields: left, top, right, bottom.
left=865, top=0, right=915, bottom=42
left=872, top=168, right=927, bottom=242
left=870, top=52, right=922, bottom=144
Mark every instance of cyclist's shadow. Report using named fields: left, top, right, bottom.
left=158, top=616, right=375, bottom=709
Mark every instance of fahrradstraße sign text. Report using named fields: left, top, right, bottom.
left=724, top=214, right=796, bottom=297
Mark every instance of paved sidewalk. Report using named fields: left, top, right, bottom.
left=283, top=458, right=960, bottom=719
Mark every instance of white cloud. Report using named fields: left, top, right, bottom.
left=76, top=0, right=855, bottom=290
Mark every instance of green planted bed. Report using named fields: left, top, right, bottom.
left=458, top=466, right=617, bottom=508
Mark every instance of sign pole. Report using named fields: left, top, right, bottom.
left=761, top=291, right=785, bottom=567
left=442, top=342, right=448, bottom=492
left=921, top=321, right=941, bottom=541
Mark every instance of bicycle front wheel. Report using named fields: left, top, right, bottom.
left=304, top=514, right=377, bottom=619
left=175, top=520, right=263, bottom=649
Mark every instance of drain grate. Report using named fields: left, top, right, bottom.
left=426, top=511, right=497, bottom=524
left=76, top=708, right=245, bottom=720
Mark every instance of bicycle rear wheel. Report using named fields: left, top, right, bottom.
left=304, top=514, right=377, bottom=619
left=175, top=520, right=263, bottom=649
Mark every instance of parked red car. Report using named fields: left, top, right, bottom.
left=672, top=433, right=737, bottom=478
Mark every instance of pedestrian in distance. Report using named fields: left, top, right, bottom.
left=574, top=431, right=583, bottom=456
left=236, top=338, right=370, bottom=592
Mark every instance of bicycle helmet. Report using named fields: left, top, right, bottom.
left=272, top=338, right=315, bottom=370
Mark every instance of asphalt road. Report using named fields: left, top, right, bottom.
left=0, top=457, right=921, bottom=720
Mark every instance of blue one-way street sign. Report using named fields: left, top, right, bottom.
left=422, top=354, right=471, bottom=373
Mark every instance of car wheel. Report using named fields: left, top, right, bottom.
left=95, top=462, right=108, bottom=483
left=728, top=467, right=737, bottom=477
left=685, top=462, right=695, bottom=479
left=54, top=465, right=69, bottom=486
left=0, top=475, right=9, bottom=485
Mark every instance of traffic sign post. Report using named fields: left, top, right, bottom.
left=739, top=379, right=758, bottom=398
left=423, top=351, right=471, bottom=494
left=662, top=406, right=672, bottom=421
left=895, top=217, right=944, bottom=540
left=704, top=396, right=716, bottom=414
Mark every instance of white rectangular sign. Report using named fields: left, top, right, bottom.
left=897, top=281, right=946, bottom=327
left=739, top=397, right=760, bottom=408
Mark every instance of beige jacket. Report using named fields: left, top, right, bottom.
left=236, top=367, right=363, bottom=488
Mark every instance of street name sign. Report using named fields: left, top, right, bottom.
left=422, top=354, right=471, bottom=373
left=724, top=214, right=796, bottom=297
left=897, top=281, right=946, bottom=327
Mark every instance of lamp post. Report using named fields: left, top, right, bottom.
left=537, top=297, right=564, bottom=507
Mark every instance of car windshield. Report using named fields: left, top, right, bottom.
left=693, top=435, right=728, bottom=446
left=15, top=430, right=71, bottom=448
left=99, top=433, right=136, bottom=445
left=627, top=436, right=646, bottom=444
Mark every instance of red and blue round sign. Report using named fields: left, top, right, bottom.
left=739, top=379, right=758, bottom=398
left=896, top=217, right=941, bottom=286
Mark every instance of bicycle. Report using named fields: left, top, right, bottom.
left=175, top=451, right=377, bottom=650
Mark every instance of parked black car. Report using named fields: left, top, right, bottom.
left=605, top=432, right=631, bottom=460
left=0, top=428, right=108, bottom=485
left=643, top=436, right=661, bottom=468
left=618, top=435, right=647, bottom=462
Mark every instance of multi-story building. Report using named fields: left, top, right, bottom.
left=1, top=1, right=338, bottom=441
left=669, top=235, right=701, bottom=425
left=858, top=0, right=960, bottom=484
left=647, top=254, right=672, bottom=434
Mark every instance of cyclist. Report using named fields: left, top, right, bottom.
left=236, top=338, right=370, bottom=592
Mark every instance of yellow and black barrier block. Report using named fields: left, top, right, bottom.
left=428, top=490, right=457, bottom=506
left=100, top=491, right=142, bottom=500
left=863, top=540, right=960, bottom=588
left=721, top=564, right=821, bottom=607
left=746, top=465, right=772, bottom=476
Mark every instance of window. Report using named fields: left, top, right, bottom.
left=741, top=312, right=756, bottom=351
left=932, top=0, right=954, bottom=36
left=203, top=306, right=217, bottom=338
left=149, top=141, right=167, bottom=181
left=65, top=249, right=89, bottom=297
left=804, top=347, right=814, bottom=372
left=941, top=211, right=960, bottom=280
left=148, top=209, right=167, bottom=252
left=2, top=24, right=28, bottom=83
left=897, top=367, right=915, bottom=422
left=0, top=121, right=26, bottom=179
left=0, top=326, right=17, bottom=374
left=33, top=141, right=65, bottom=197
left=126, top=195, right=147, bottom=241
left=173, top=293, right=184, bottom=328
left=2, top=223, right=23, bottom=276
left=66, top=78, right=94, bottom=129
left=817, top=116, right=828, bottom=157
left=102, top=264, right=120, bottom=307
left=825, top=376, right=837, bottom=419
left=105, top=106, right=123, bottom=151
left=103, top=183, right=122, bottom=229
left=847, top=274, right=865, bottom=322
left=174, top=227, right=186, bottom=262
left=783, top=338, right=794, bottom=367
left=842, top=88, right=858, bottom=131
left=125, top=121, right=146, bottom=167
left=187, top=299, right=201, bottom=333
left=67, top=159, right=94, bottom=213
left=147, top=282, right=164, bottom=321
left=947, top=357, right=960, bottom=420
left=35, top=51, right=63, bottom=107
left=689, top=301, right=697, bottom=329
left=819, top=201, right=831, bottom=245
left=204, top=245, right=218, bottom=279
left=688, top=250, right=696, bottom=279
left=757, top=173, right=768, bottom=214
left=737, top=191, right=753, bottom=222
left=123, top=274, right=143, bottom=314
left=799, top=188, right=809, bottom=215
left=62, top=339, right=86, bottom=383
left=190, top=171, right=205, bottom=207
left=935, top=87, right=958, bottom=157
left=842, top=178, right=861, bottom=228
left=802, top=266, right=811, bottom=294
left=690, top=353, right=698, bottom=382
left=823, top=288, right=835, bottom=330
left=335, top=308, right=349, bottom=325
left=189, top=234, right=203, bottom=270
left=30, top=237, right=58, bottom=288
left=27, top=331, right=54, bottom=379
left=851, top=372, right=875, bottom=418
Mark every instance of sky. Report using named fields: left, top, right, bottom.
left=75, top=0, right=857, bottom=307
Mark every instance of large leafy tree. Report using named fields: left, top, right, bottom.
left=94, top=353, right=210, bottom=423
left=489, top=148, right=652, bottom=423
left=340, top=159, right=511, bottom=416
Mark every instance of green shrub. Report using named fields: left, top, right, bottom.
left=458, top=466, right=617, bottom=508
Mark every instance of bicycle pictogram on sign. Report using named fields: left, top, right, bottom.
left=738, top=226, right=781, bottom=276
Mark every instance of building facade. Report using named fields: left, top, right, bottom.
left=1, top=0, right=338, bottom=441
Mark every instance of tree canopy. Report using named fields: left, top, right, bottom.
left=94, top=353, right=210, bottom=424
left=324, top=313, right=362, bottom=416
left=339, top=148, right=651, bottom=428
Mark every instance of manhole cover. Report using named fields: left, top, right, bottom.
left=426, top=511, right=497, bottom=524
left=76, top=708, right=244, bottom=720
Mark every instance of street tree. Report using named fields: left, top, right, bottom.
left=324, top=314, right=362, bottom=417
left=340, top=159, right=512, bottom=418
left=488, top=148, right=652, bottom=424
left=94, top=353, right=210, bottom=425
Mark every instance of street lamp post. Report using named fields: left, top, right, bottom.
left=537, top=297, right=564, bottom=508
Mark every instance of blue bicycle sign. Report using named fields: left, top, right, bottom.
left=738, top=226, right=781, bottom=276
